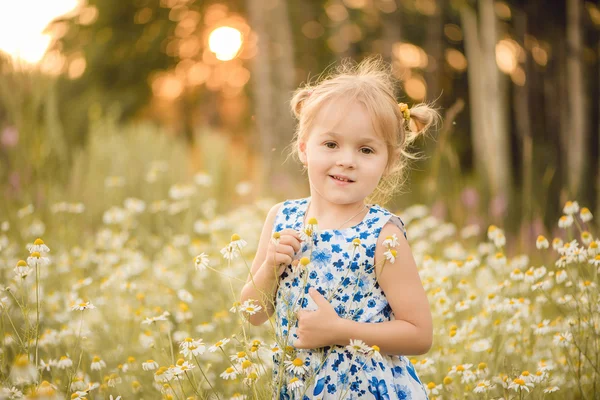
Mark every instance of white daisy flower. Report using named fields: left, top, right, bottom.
left=220, top=367, right=238, bottom=380
left=382, top=234, right=399, bottom=248
left=553, top=331, right=572, bottom=347
left=154, top=366, right=173, bottom=383
left=563, top=201, right=579, bottom=215
left=536, top=235, right=549, bottom=249
left=179, top=338, right=206, bottom=358
left=208, top=338, right=231, bottom=352
left=14, top=260, right=31, bottom=279
left=173, top=360, right=195, bottom=375
left=473, top=380, right=494, bottom=393
left=589, top=255, right=600, bottom=267
left=90, top=356, right=106, bottom=371
left=348, top=237, right=362, bottom=252
left=509, top=268, right=524, bottom=281
left=269, top=343, right=284, bottom=356
left=558, top=215, right=573, bottom=229
left=271, top=232, right=281, bottom=246
left=580, top=207, right=593, bottom=222
left=142, top=311, right=170, bottom=324
left=26, top=252, right=51, bottom=268
left=555, top=270, right=568, bottom=284
left=27, top=238, right=50, bottom=254
left=383, top=248, right=397, bottom=264
left=243, top=371, right=259, bottom=386
left=346, top=339, right=371, bottom=356
left=124, top=197, right=146, bottom=213
left=230, top=234, right=247, bottom=250
left=552, top=238, right=563, bottom=251
left=142, top=360, right=159, bottom=371
left=544, top=386, right=560, bottom=393
left=284, top=357, right=308, bottom=376
left=300, top=217, right=319, bottom=241
left=287, top=376, right=304, bottom=393
left=57, top=356, right=73, bottom=369
left=194, top=253, right=210, bottom=271
left=508, top=378, right=534, bottom=392
left=240, top=300, right=262, bottom=315
left=220, top=244, right=240, bottom=260
left=70, top=301, right=96, bottom=311
left=581, top=231, right=593, bottom=245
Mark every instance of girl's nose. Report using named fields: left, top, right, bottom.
left=335, top=151, right=356, bottom=169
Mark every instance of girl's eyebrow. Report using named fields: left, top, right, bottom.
left=323, top=131, right=383, bottom=145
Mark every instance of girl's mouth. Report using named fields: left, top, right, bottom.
left=329, top=175, right=354, bottom=184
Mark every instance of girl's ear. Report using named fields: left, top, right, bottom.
left=298, top=141, right=307, bottom=165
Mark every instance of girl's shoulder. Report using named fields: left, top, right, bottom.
left=370, top=203, right=407, bottom=239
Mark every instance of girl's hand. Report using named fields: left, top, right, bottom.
left=263, top=229, right=302, bottom=276
left=294, top=288, right=343, bottom=349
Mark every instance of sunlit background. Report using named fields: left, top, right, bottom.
left=0, top=1, right=600, bottom=399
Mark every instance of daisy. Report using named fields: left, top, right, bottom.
left=382, top=234, right=399, bottom=248
left=348, top=237, right=362, bottom=252
left=240, top=300, right=262, bottom=316
left=27, top=238, right=50, bottom=254
left=220, top=244, right=240, bottom=260
left=384, top=248, right=397, bottom=264
left=536, top=235, right=549, bottom=249
left=9, top=355, right=38, bottom=384
left=208, top=338, right=231, bottom=352
left=589, top=255, right=600, bottom=267
left=508, top=377, right=534, bottom=392
left=271, top=232, right=281, bottom=246
left=544, top=386, right=560, bottom=393
left=581, top=231, right=593, bottom=245
left=57, top=356, right=73, bottom=369
left=230, top=351, right=248, bottom=363
left=220, top=367, right=238, bottom=380
left=580, top=207, right=593, bottom=222
left=142, top=311, right=170, bottom=324
left=26, top=252, right=50, bottom=268
left=13, top=260, right=31, bottom=279
left=367, top=344, right=383, bottom=361
left=269, top=343, right=283, bottom=356
left=346, top=339, right=370, bottom=356
left=555, top=270, right=568, bottom=284
left=243, top=371, right=259, bottom=386
left=230, top=301, right=242, bottom=313
left=230, top=234, right=247, bottom=250
left=552, top=238, right=563, bottom=251
left=71, top=301, right=96, bottom=311
left=173, top=360, right=195, bottom=375
left=154, top=366, right=173, bottom=383
left=284, top=357, right=308, bottom=375
left=588, top=241, right=600, bottom=256
left=553, top=331, right=572, bottom=347
left=229, top=393, right=247, bottom=400
left=563, top=200, right=579, bottom=215
left=142, top=360, right=159, bottom=371
left=558, top=215, right=573, bottom=228
left=287, top=377, right=304, bottom=393
left=90, top=356, right=106, bottom=371
left=473, top=380, right=494, bottom=393
left=425, top=382, right=441, bottom=396
left=179, top=338, right=206, bottom=358
left=509, top=268, right=524, bottom=281
left=300, top=217, right=319, bottom=241
left=194, top=253, right=210, bottom=271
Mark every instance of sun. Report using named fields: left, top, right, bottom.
left=0, top=0, right=78, bottom=63
left=208, top=26, right=243, bottom=61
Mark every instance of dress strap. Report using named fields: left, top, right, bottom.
left=368, top=205, right=408, bottom=239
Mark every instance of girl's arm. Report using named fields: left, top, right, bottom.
left=335, top=222, right=433, bottom=356
left=239, top=202, right=282, bottom=326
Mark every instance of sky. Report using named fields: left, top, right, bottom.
left=0, top=0, right=79, bottom=63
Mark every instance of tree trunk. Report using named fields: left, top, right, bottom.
left=425, top=0, right=443, bottom=101
left=246, top=0, right=275, bottom=192
left=461, top=1, right=512, bottom=204
left=566, top=0, right=587, bottom=200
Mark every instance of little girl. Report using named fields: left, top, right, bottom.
left=240, top=57, right=437, bottom=399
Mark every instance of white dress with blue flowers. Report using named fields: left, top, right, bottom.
left=271, top=197, right=429, bottom=400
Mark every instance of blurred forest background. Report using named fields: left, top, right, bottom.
left=1, top=0, right=599, bottom=241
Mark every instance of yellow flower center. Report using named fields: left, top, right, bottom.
left=31, top=252, right=41, bottom=258
left=34, top=238, right=44, bottom=245
left=521, top=371, right=530, bottom=376
left=390, top=249, right=397, bottom=257
left=513, top=378, right=525, bottom=385
left=226, top=367, right=234, bottom=373
left=16, top=260, right=27, bottom=267
left=237, top=351, right=246, bottom=358
left=289, top=377, right=299, bottom=383
left=427, top=382, right=436, bottom=389
left=352, top=238, right=361, bottom=246
left=241, top=360, right=253, bottom=369
left=456, top=365, right=465, bottom=372
left=478, top=362, right=487, bottom=370
left=300, top=257, right=310, bottom=266
left=292, top=358, right=304, bottom=367
left=307, top=217, right=318, bottom=225
left=443, top=376, right=453, bottom=385
left=231, top=234, right=241, bottom=241
left=92, top=356, right=101, bottom=362
left=371, top=345, right=380, bottom=352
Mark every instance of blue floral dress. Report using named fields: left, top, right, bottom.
left=271, top=197, right=429, bottom=400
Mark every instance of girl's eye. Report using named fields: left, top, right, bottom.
left=324, top=142, right=337, bottom=149
left=361, top=148, right=374, bottom=154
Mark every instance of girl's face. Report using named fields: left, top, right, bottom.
left=299, top=99, right=389, bottom=206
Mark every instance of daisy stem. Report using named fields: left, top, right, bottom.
left=184, top=369, right=202, bottom=397
left=3, top=307, right=26, bottom=350
left=167, top=382, right=183, bottom=400
left=35, top=263, right=40, bottom=372
left=177, top=375, right=189, bottom=398
left=167, top=329, right=175, bottom=365
left=193, top=355, right=221, bottom=400
left=65, top=313, right=84, bottom=397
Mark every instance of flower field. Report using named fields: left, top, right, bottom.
left=1, top=170, right=598, bottom=399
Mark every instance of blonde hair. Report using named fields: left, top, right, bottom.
left=289, top=56, right=440, bottom=205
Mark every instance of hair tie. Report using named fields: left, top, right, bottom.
left=399, top=103, right=410, bottom=121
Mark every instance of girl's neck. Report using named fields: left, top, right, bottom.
left=304, top=196, right=370, bottom=230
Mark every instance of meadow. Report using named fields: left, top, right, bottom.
left=0, top=120, right=598, bottom=399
